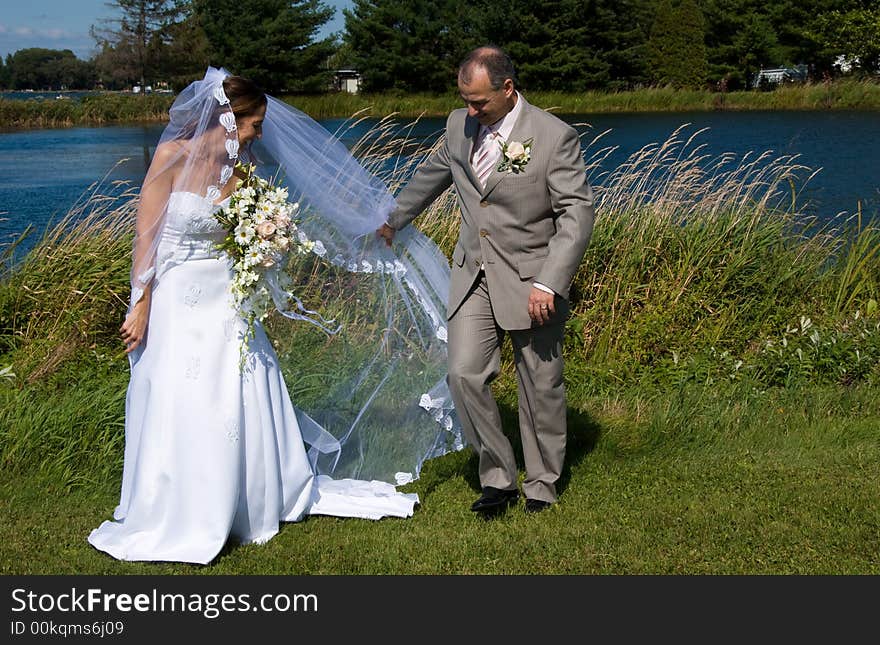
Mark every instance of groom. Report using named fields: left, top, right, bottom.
left=378, top=46, right=595, bottom=515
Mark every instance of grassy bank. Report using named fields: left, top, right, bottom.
left=287, top=79, right=880, bottom=118
left=2, top=79, right=879, bottom=129
left=1, top=122, right=878, bottom=573
left=0, top=93, right=174, bottom=129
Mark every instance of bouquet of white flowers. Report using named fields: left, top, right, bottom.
left=214, top=162, right=319, bottom=356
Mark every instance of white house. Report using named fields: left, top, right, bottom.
left=752, top=65, right=808, bottom=88
left=333, top=69, right=361, bottom=94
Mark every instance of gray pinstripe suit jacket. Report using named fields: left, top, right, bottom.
left=388, top=96, right=595, bottom=330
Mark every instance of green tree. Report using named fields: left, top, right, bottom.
left=153, top=3, right=212, bottom=90
left=91, top=0, right=184, bottom=90
left=475, top=0, right=594, bottom=91
left=345, top=0, right=652, bottom=93
left=815, top=7, right=880, bottom=75
left=473, top=0, right=655, bottom=91
left=0, top=56, right=10, bottom=90
left=193, top=0, right=336, bottom=93
left=646, top=0, right=708, bottom=88
left=734, top=13, right=781, bottom=88
left=764, top=0, right=824, bottom=77
left=5, top=48, right=94, bottom=90
left=599, top=0, right=655, bottom=90
left=702, top=0, right=788, bottom=89
left=54, top=55, right=98, bottom=89
left=344, top=0, right=480, bottom=92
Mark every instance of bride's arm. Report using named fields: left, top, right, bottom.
left=122, top=144, right=177, bottom=353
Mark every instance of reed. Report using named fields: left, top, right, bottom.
left=0, top=94, right=174, bottom=129
left=285, top=79, right=880, bottom=118
left=2, top=79, right=879, bottom=130
left=0, top=170, right=136, bottom=381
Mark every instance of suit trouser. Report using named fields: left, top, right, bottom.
left=447, top=273, right=566, bottom=503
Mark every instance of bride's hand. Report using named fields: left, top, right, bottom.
left=121, top=294, right=150, bottom=354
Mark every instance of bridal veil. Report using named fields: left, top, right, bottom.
left=130, top=67, right=462, bottom=486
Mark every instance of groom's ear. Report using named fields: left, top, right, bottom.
left=503, top=78, right=515, bottom=97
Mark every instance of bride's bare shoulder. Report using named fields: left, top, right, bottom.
left=151, top=140, right=187, bottom=166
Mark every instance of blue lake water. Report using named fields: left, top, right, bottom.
left=0, top=91, right=106, bottom=101
left=1, top=110, right=878, bottom=258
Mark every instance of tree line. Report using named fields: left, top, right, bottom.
left=1, top=0, right=878, bottom=94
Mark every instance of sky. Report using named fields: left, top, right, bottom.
left=0, top=0, right=354, bottom=60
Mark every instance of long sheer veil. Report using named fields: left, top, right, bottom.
left=132, top=67, right=462, bottom=486
left=258, top=94, right=462, bottom=484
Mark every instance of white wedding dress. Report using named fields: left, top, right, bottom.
left=88, top=191, right=418, bottom=564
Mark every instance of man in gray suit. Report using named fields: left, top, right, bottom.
left=377, top=46, right=595, bottom=515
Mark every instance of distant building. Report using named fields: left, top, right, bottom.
left=833, top=55, right=857, bottom=74
left=752, top=65, right=808, bottom=88
left=333, top=69, right=361, bottom=94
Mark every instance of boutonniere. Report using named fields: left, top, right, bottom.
left=497, top=137, right=533, bottom=174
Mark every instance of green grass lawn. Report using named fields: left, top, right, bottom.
left=2, top=382, right=877, bottom=575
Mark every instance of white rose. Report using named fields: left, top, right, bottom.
left=256, top=221, right=276, bottom=239
left=507, top=141, right=526, bottom=161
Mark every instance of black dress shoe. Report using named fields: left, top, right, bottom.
left=471, top=487, right=519, bottom=513
left=524, top=498, right=552, bottom=513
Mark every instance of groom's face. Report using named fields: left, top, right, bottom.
left=458, top=67, right=515, bottom=127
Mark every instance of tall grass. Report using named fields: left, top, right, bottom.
left=411, top=123, right=880, bottom=391
left=0, top=94, right=174, bottom=128
left=3, top=79, right=878, bottom=129
left=534, top=79, right=880, bottom=113
left=1, top=118, right=879, bottom=490
left=0, top=176, right=136, bottom=380
left=286, top=79, right=880, bottom=118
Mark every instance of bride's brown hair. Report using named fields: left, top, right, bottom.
left=222, top=75, right=267, bottom=117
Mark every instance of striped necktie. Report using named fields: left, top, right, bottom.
left=472, top=126, right=500, bottom=188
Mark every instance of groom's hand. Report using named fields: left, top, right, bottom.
left=528, top=287, right=555, bottom=325
left=376, top=223, right=396, bottom=247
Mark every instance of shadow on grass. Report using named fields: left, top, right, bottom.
left=212, top=402, right=604, bottom=563
left=415, top=402, right=601, bottom=499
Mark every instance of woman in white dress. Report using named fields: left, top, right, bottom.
left=87, top=70, right=457, bottom=565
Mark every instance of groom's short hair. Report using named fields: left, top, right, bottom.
left=459, top=46, right=518, bottom=90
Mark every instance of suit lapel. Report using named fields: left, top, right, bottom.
left=482, top=96, right=533, bottom=198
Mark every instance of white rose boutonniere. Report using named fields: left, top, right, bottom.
left=497, top=137, right=533, bottom=174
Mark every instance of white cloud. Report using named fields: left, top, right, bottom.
left=1, top=23, right=89, bottom=58
left=9, top=25, right=72, bottom=39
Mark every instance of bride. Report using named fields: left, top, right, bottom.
left=88, top=68, right=461, bottom=564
